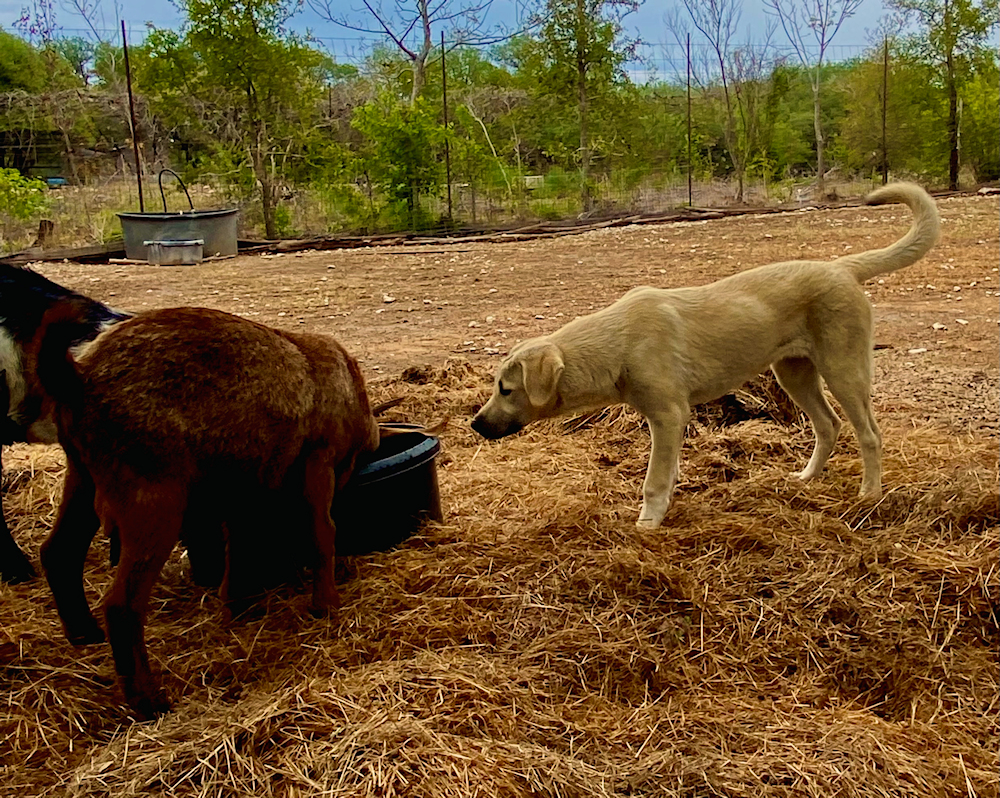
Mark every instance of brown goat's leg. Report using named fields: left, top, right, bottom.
left=103, top=497, right=183, bottom=720
left=219, top=519, right=261, bottom=619
left=181, top=487, right=225, bottom=589
left=303, top=452, right=339, bottom=617
left=41, top=459, right=104, bottom=645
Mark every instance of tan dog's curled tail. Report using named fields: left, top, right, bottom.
left=844, top=182, right=941, bottom=284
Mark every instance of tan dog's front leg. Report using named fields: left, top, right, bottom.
left=637, top=407, right=688, bottom=528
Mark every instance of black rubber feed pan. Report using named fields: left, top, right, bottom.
left=334, top=427, right=443, bottom=556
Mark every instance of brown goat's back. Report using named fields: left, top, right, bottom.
left=57, top=307, right=377, bottom=496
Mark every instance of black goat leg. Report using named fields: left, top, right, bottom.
left=0, top=447, right=36, bottom=583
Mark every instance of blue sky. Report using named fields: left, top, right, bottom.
left=2, top=0, right=890, bottom=68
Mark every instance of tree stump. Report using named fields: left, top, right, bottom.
left=33, top=219, right=55, bottom=248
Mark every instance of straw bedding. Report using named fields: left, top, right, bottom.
left=1, top=361, right=996, bottom=797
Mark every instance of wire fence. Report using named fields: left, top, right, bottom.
left=2, top=168, right=898, bottom=254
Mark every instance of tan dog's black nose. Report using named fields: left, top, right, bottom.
left=470, top=414, right=490, bottom=437
left=471, top=413, right=522, bottom=439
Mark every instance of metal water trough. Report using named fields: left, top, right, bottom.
left=118, top=170, right=238, bottom=262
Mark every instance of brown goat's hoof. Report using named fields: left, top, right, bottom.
left=0, top=555, right=37, bottom=584
left=308, top=602, right=338, bottom=620
left=223, top=596, right=263, bottom=622
left=128, top=691, right=172, bottom=721
left=66, top=618, right=106, bottom=646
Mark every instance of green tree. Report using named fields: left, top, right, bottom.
left=669, top=0, right=745, bottom=197
left=668, top=2, right=794, bottom=199
left=886, top=0, right=1000, bottom=188
left=0, top=31, right=90, bottom=178
left=836, top=47, right=938, bottom=178
left=770, top=61, right=850, bottom=178
left=0, top=29, right=50, bottom=93
left=352, top=94, right=444, bottom=230
left=0, top=166, right=49, bottom=218
left=764, top=0, right=864, bottom=197
left=92, top=39, right=126, bottom=87
left=422, top=46, right=523, bottom=212
left=838, top=44, right=999, bottom=183
left=959, top=60, right=1000, bottom=181
left=671, top=0, right=798, bottom=200
left=53, top=36, right=96, bottom=84
left=522, top=0, right=641, bottom=211
left=139, top=0, right=325, bottom=237
left=627, top=84, right=691, bottom=178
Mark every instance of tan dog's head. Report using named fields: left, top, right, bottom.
left=471, top=340, right=564, bottom=439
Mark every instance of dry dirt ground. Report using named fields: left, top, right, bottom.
left=1, top=193, right=997, bottom=796
left=32, top=194, right=1000, bottom=436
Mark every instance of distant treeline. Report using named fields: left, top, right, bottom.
left=1, top=0, right=997, bottom=237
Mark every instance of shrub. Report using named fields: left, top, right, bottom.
left=0, top=168, right=50, bottom=222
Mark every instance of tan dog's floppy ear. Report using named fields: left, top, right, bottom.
left=521, top=344, right=564, bottom=408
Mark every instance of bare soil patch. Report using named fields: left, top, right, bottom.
left=2, top=195, right=996, bottom=796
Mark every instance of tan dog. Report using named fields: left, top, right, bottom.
left=472, top=182, right=940, bottom=528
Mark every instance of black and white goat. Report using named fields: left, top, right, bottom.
left=0, top=262, right=128, bottom=582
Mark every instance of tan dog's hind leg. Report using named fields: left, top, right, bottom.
left=823, top=369, right=883, bottom=498
left=637, top=406, right=688, bottom=529
left=771, top=357, right=842, bottom=482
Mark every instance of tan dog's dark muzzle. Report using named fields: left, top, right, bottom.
left=471, top=413, right=523, bottom=439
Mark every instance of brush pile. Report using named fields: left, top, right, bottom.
left=1, top=359, right=996, bottom=797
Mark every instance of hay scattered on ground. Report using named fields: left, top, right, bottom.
left=1, top=360, right=996, bottom=797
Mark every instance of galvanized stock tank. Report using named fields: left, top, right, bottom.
left=118, top=169, right=238, bottom=262
left=118, top=208, right=238, bottom=261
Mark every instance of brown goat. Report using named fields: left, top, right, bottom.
left=32, top=304, right=379, bottom=719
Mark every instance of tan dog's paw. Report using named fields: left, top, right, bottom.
left=636, top=506, right=668, bottom=529
left=637, top=498, right=671, bottom=529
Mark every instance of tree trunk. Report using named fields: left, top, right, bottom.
left=726, top=120, right=744, bottom=203
left=946, top=54, right=959, bottom=190
left=579, top=69, right=591, bottom=212
left=59, top=126, right=80, bottom=184
left=471, top=175, right=477, bottom=224
left=812, top=78, right=826, bottom=198
left=408, top=181, right=418, bottom=230
left=33, top=219, right=54, bottom=247
left=247, top=79, right=278, bottom=239
left=365, top=171, right=375, bottom=233
left=251, top=121, right=278, bottom=239
left=943, top=0, right=959, bottom=190
left=262, top=183, right=278, bottom=239
left=409, top=0, right=433, bottom=105
left=576, top=0, right=592, bottom=213
left=410, top=57, right=426, bottom=105
left=719, top=70, right=742, bottom=203
left=255, top=157, right=278, bottom=239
